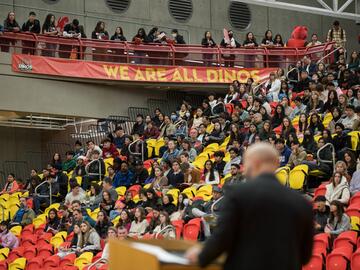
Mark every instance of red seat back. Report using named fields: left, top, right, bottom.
left=302, top=254, right=323, bottom=270
left=183, top=220, right=201, bottom=241
left=59, top=253, right=76, bottom=267
left=351, top=250, right=360, bottom=270
left=44, top=255, right=61, bottom=268
left=7, top=246, right=24, bottom=263
left=171, top=220, right=184, bottom=240
left=23, top=245, right=37, bottom=260
left=26, top=257, right=44, bottom=270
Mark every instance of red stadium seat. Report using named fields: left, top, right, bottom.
left=225, top=103, right=234, bottom=115
left=36, top=232, right=53, bottom=245
left=351, top=248, right=360, bottom=270
left=21, top=224, right=34, bottom=237
left=146, top=212, right=153, bottom=224
left=183, top=218, right=201, bottom=241
left=350, top=193, right=360, bottom=206
left=37, top=243, right=54, bottom=258
left=171, top=220, right=184, bottom=240
left=326, top=247, right=353, bottom=270
left=127, top=185, right=142, bottom=197
left=21, top=234, right=37, bottom=247
left=314, top=186, right=326, bottom=198
left=92, top=252, right=103, bottom=263
left=302, top=254, right=323, bottom=270
left=7, top=246, right=24, bottom=263
left=34, top=224, right=46, bottom=236
left=43, top=255, right=61, bottom=268
left=66, top=232, right=74, bottom=242
left=346, top=203, right=360, bottom=218
left=0, top=261, right=6, bottom=270
left=333, top=231, right=358, bottom=249
left=23, top=245, right=37, bottom=260
left=59, top=253, right=77, bottom=267
left=26, top=257, right=44, bottom=270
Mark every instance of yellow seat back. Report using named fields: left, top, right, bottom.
left=9, top=225, right=22, bottom=237
left=9, top=257, right=26, bottom=270
left=350, top=216, right=360, bottom=231
left=0, top=247, right=9, bottom=261
left=116, top=186, right=127, bottom=196
left=289, top=165, right=309, bottom=190
left=276, top=167, right=289, bottom=186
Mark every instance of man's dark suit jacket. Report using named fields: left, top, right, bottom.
left=198, top=173, right=314, bottom=270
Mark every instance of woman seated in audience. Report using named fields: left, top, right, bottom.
left=321, top=129, right=334, bottom=145
left=296, top=113, right=308, bottom=139
left=145, top=206, right=161, bottom=234
left=306, top=91, right=324, bottom=114
left=202, top=160, right=220, bottom=185
left=281, top=97, right=293, bottom=117
left=342, top=150, right=357, bottom=176
left=0, top=221, right=19, bottom=249
left=58, top=223, right=81, bottom=258
left=52, top=153, right=62, bottom=171
left=328, top=107, right=343, bottom=134
left=116, top=209, right=132, bottom=232
left=128, top=207, right=148, bottom=238
left=338, top=94, right=348, bottom=113
left=335, top=160, right=351, bottom=182
left=259, top=120, right=274, bottom=141
left=96, top=227, right=117, bottom=267
left=88, top=182, right=102, bottom=210
left=325, top=172, right=350, bottom=206
left=271, top=105, right=286, bottom=128
left=308, top=113, right=324, bottom=135
left=244, top=124, right=258, bottom=146
left=162, top=194, right=176, bottom=216
left=203, top=121, right=225, bottom=146
left=76, top=221, right=101, bottom=255
left=224, top=84, right=239, bottom=104
left=95, top=210, right=113, bottom=239
left=0, top=173, right=19, bottom=195
left=23, top=170, right=40, bottom=196
left=281, top=117, right=296, bottom=142
left=301, top=128, right=317, bottom=154
left=178, top=140, right=197, bottom=162
left=324, top=200, right=350, bottom=236
left=99, top=191, right=115, bottom=216
left=149, top=167, right=168, bottom=191
left=323, top=90, right=339, bottom=113
left=44, top=208, right=60, bottom=235
left=153, top=211, right=176, bottom=240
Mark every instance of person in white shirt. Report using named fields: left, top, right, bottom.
left=203, top=160, right=220, bottom=185
left=306, top=33, right=321, bottom=47
left=341, top=105, right=359, bottom=131
left=65, top=181, right=86, bottom=206
left=325, top=172, right=350, bottom=206
left=265, top=72, right=281, bottom=102
left=128, top=207, right=149, bottom=238
left=223, top=148, right=241, bottom=175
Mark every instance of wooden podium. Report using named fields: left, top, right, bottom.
left=109, top=239, right=222, bottom=270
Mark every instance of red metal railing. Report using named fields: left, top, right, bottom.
left=0, top=32, right=335, bottom=68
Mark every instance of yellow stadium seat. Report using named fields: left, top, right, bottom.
left=350, top=216, right=360, bottom=231
left=289, top=164, right=309, bottom=190
left=154, top=138, right=165, bottom=157
left=167, top=189, right=180, bottom=206
left=44, top=203, right=60, bottom=215
left=348, top=131, right=360, bottom=151
left=314, top=134, right=322, bottom=143
left=8, top=257, right=26, bottom=270
left=21, top=191, right=29, bottom=198
left=143, top=183, right=152, bottom=190
left=291, top=116, right=299, bottom=127
left=32, top=214, right=47, bottom=228
left=50, top=231, right=67, bottom=248
left=75, top=176, right=82, bottom=186
left=10, top=192, right=21, bottom=200
left=132, top=194, right=140, bottom=204
left=196, top=185, right=213, bottom=201
left=74, top=252, right=93, bottom=270
left=104, top=158, right=114, bottom=176
left=0, top=194, right=9, bottom=202
left=9, top=225, right=22, bottom=237
left=116, top=186, right=127, bottom=196
left=182, top=186, right=196, bottom=199
left=223, top=136, right=230, bottom=145
left=276, top=167, right=290, bottom=186
left=322, top=113, right=333, bottom=128
left=0, top=247, right=9, bottom=261
left=9, top=204, right=19, bottom=219
left=204, top=143, right=219, bottom=153
left=223, top=152, right=231, bottom=163
left=220, top=173, right=232, bottom=186
left=0, top=200, right=8, bottom=209
left=8, top=196, right=19, bottom=206
left=112, top=215, right=120, bottom=226
left=146, top=139, right=157, bottom=158
left=192, top=152, right=211, bottom=170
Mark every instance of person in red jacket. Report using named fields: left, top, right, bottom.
left=1, top=173, right=19, bottom=194
left=102, top=138, right=119, bottom=159
left=143, top=121, right=160, bottom=140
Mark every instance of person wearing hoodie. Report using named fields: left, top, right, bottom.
left=0, top=221, right=19, bottom=249
left=76, top=221, right=101, bottom=255
left=102, top=138, right=119, bottom=159
left=313, top=196, right=330, bottom=234
left=325, top=172, right=350, bottom=206
left=275, top=138, right=292, bottom=167
left=113, top=161, right=134, bottom=188
left=286, top=140, right=307, bottom=169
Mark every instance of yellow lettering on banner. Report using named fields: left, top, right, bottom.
left=237, top=70, right=251, bottom=83
left=134, top=68, right=145, bottom=81
left=192, top=69, right=203, bottom=82
left=250, top=70, right=260, bottom=82
left=183, top=68, right=194, bottom=82
left=146, top=68, right=157, bottom=81
left=119, top=66, right=130, bottom=80
left=224, top=70, right=236, bottom=83
left=206, top=69, right=218, bottom=82
left=103, top=65, right=118, bottom=79
left=157, top=68, right=167, bottom=81
left=172, top=69, right=184, bottom=82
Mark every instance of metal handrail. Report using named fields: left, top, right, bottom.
left=85, top=258, right=107, bottom=270
left=317, top=142, right=336, bottom=173
left=154, top=224, right=175, bottom=239
left=316, top=46, right=342, bottom=64
left=128, top=139, right=145, bottom=162
left=275, top=166, right=291, bottom=187
left=85, top=159, right=103, bottom=178
left=34, top=179, right=53, bottom=205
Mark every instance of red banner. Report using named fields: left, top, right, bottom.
left=12, top=54, right=276, bottom=84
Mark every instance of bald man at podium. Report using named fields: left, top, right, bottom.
left=186, top=143, right=314, bottom=270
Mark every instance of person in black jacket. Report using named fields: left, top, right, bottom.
left=1, top=11, right=20, bottom=52
left=21, top=11, right=40, bottom=55
left=333, top=123, right=352, bottom=159
left=110, top=26, right=126, bottom=62
left=60, top=19, right=86, bottom=59
left=171, top=29, right=187, bottom=65
left=186, top=142, right=313, bottom=270
left=201, top=31, right=216, bottom=66
left=95, top=210, right=112, bottom=239
left=82, top=150, right=105, bottom=190
left=313, top=195, right=330, bottom=234
left=162, top=194, right=176, bottom=216
left=220, top=29, right=241, bottom=67
left=131, top=114, right=146, bottom=135
left=132, top=160, right=149, bottom=185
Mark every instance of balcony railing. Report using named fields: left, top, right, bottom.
left=0, top=32, right=336, bottom=68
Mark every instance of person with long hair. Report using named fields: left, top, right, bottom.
left=110, top=26, right=127, bottom=62
left=91, top=21, right=109, bottom=61
left=0, top=221, right=19, bottom=249
left=44, top=208, right=60, bottom=235
left=150, top=167, right=168, bottom=191
left=204, top=122, right=225, bottom=146
left=52, top=153, right=62, bottom=171
left=228, top=123, right=244, bottom=147
left=328, top=107, right=343, bottom=134
left=259, top=120, right=274, bottom=141
left=76, top=221, right=101, bottom=254
left=1, top=173, right=19, bottom=195
left=321, top=129, right=334, bottom=145
left=271, top=105, right=286, bottom=128
left=338, top=94, right=348, bottom=113
left=132, top=28, right=150, bottom=64
left=117, top=209, right=132, bottom=232
left=308, top=113, right=324, bottom=135
left=224, top=84, right=239, bottom=104
left=324, top=200, right=350, bottom=236
left=153, top=211, right=176, bottom=240
left=98, top=227, right=118, bottom=265
left=334, top=160, right=351, bottom=182
left=343, top=151, right=356, bottom=176
left=265, top=72, right=281, bottom=102
left=322, top=89, right=339, bottom=113
left=94, top=210, right=113, bottom=239
left=348, top=51, right=360, bottom=71
left=244, top=124, right=258, bottom=146
left=128, top=207, right=148, bottom=238
left=306, top=91, right=324, bottom=114
left=100, top=191, right=115, bottom=216
left=1, top=12, right=20, bottom=53
left=243, top=32, right=258, bottom=68
left=301, top=128, right=317, bottom=154
left=202, top=160, right=220, bottom=185
left=325, top=172, right=350, bottom=205
left=281, top=117, right=296, bottom=142
left=162, top=194, right=176, bottom=216
left=201, top=31, right=216, bottom=66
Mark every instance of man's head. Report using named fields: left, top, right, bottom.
left=294, top=96, right=303, bottom=107
left=87, top=140, right=95, bottom=150
left=71, top=200, right=81, bottom=211
left=253, top=113, right=263, bottom=124
left=314, top=196, right=327, bottom=212
left=115, top=127, right=124, bottom=137
left=229, top=147, right=239, bottom=160
left=290, top=140, right=300, bottom=153
left=230, top=163, right=240, bottom=176
left=102, top=177, right=113, bottom=191
left=92, top=150, right=100, bottom=160
left=168, top=140, right=176, bottom=151
left=303, top=56, right=311, bottom=65
left=345, top=105, right=355, bottom=117
left=311, top=33, right=318, bottom=42
left=66, top=151, right=74, bottom=161
left=179, top=152, right=189, bottom=164
left=214, top=151, right=225, bottom=162
left=136, top=114, right=143, bottom=124
left=300, top=70, right=309, bottom=80
left=19, top=197, right=27, bottom=209
left=102, top=138, right=112, bottom=149
left=71, top=182, right=81, bottom=195
left=275, top=138, right=285, bottom=152
left=335, top=123, right=345, bottom=135
left=243, top=142, right=279, bottom=179
left=333, top=20, right=340, bottom=30
left=73, top=209, right=83, bottom=222
left=75, top=140, right=82, bottom=150
left=212, top=186, right=223, bottom=200
left=117, top=226, right=128, bottom=240
left=28, top=11, right=36, bottom=22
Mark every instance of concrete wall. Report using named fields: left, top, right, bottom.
left=0, top=0, right=358, bottom=53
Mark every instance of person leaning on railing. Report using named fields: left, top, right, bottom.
left=1, top=11, right=20, bottom=53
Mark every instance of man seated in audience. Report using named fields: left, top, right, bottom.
left=33, top=168, right=60, bottom=214
left=275, top=138, right=292, bottom=167
left=69, top=209, right=96, bottom=233
left=191, top=186, right=224, bottom=237
left=0, top=173, right=19, bottom=195
left=62, top=151, right=76, bottom=173
left=350, top=170, right=360, bottom=196
left=102, top=138, right=119, bottom=159
left=83, top=150, right=105, bottom=190
left=167, top=160, right=184, bottom=188
left=213, top=151, right=226, bottom=177
left=117, top=225, right=129, bottom=240
left=100, top=177, right=118, bottom=203
left=289, top=96, right=307, bottom=119
left=302, top=56, right=317, bottom=76
left=11, top=197, right=35, bottom=227
left=313, top=196, right=330, bottom=234
left=113, top=127, right=126, bottom=149
left=131, top=114, right=146, bottom=136
left=162, top=140, right=179, bottom=162
left=113, top=161, right=134, bottom=188
left=85, top=140, right=103, bottom=160
left=286, top=140, right=307, bottom=169
left=223, top=148, right=241, bottom=175
left=294, top=70, right=310, bottom=93
left=65, top=180, right=86, bottom=207
left=181, top=162, right=201, bottom=185
left=159, top=115, right=176, bottom=138
left=224, top=164, right=244, bottom=187
left=74, top=140, right=85, bottom=158
left=333, top=123, right=352, bottom=157
left=133, top=160, right=149, bottom=185
left=144, top=121, right=160, bottom=140
left=341, top=105, right=359, bottom=131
